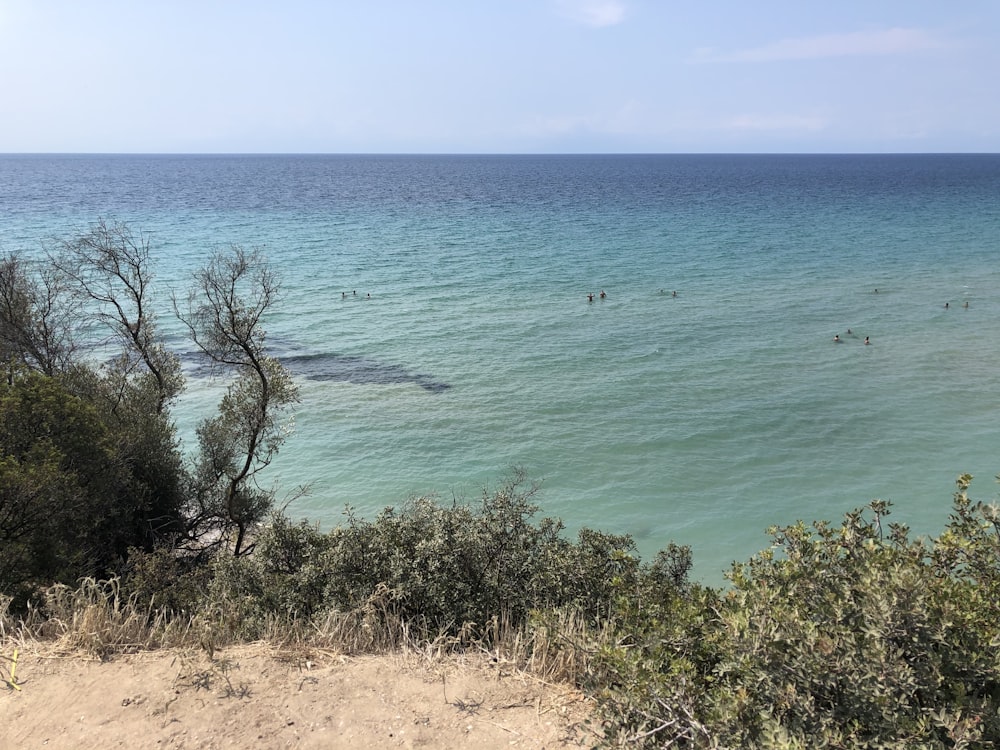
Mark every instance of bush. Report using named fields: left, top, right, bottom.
left=593, top=482, right=1000, bottom=748
left=316, top=472, right=688, bottom=632
left=153, top=470, right=683, bottom=642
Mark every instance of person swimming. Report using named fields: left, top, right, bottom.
left=833, top=334, right=842, bottom=343
left=599, top=290, right=606, bottom=299
left=587, top=293, right=594, bottom=302
left=864, top=336, right=870, bottom=345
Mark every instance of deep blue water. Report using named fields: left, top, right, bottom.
left=2, top=153, right=999, bottom=582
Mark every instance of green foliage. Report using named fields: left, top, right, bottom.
left=64, top=364, right=188, bottom=545
left=320, top=473, right=561, bottom=627
left=0, top=371, right=139, bottom=596
left=174, top=470, right=664, bottom=641
left=121, top=545, right=211, bottom=617
left=593, top=484, right=1000, bottom=749
left=0, top=365, right=191, bottom=605
left=198, top=516, right=334, bottom=639
left=318, top=471, right=668, bottom=630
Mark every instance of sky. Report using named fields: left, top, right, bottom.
left=1, top=1, right=998, bottom=153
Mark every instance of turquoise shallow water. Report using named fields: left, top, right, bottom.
left=2, top=154, right=999, bottom=582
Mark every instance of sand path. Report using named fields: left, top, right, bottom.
left=2, top=645, right=595, bottom=749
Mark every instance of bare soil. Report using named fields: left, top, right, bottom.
left=2, top=644, right=597, bottom=749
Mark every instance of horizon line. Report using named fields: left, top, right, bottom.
left=2, top=151, right=998, bottom=157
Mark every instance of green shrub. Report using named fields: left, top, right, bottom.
left=121, top=546, right=211, bottom=617
left=198, top=516, right=334, bottom=639
left=149, top=470, right=679, bottom=642
left=593, top=482, right=1000, bottom=748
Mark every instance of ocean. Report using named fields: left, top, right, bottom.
left=2, top=153, right=999, bottom=583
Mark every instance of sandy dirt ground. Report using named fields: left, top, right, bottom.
left=1, top=645, right=597, bottom=749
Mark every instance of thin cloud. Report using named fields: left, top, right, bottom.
left=520, top=100, right=642, bottom=138
left=690, top=27, right=945, bottom=63
left=723, top=113, right=828, bottom=132
left=555, top=0, right=626, bottom=28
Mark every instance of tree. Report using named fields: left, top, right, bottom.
left=0, top=224, right=295, bottom=597
left=56, top=218, right=182, bottom=414
left=51, top=220, right=189, bottom=555
left=177, top=247, right=298, bottom=555
left=0, top=252, right=79, bottom=377
left=0, top=370, right=134, bottom=595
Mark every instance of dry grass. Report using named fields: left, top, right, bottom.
left=1, top=578, right=606, bottom=748
left=0, top=577, right=604, bottom=688
left=7, top=578, right=196, bottom=657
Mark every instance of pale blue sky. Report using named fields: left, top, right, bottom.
left=2, top=0, right=997, bottom=153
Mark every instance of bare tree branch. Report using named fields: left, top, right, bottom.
left=56, top=219, right=181, bottom=413
left=0, top=252, right=79, bottom=376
